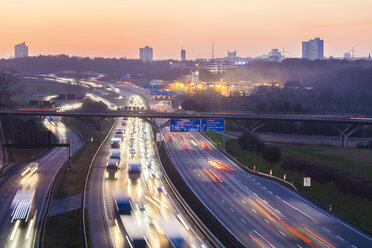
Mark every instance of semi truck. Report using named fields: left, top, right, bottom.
left=113, top=194, right=148, bottom=248
left=159, top=217, right=188, bottom=248
left=10, top=189, right=36, bottom=240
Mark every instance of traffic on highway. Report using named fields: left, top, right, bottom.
left=86, top=93, right=207, bottom=248
left=151, top=99, right=372, bottom=248
left=0, top=117, right=81, bottom=248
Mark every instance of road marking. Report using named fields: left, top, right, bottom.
left=229, top=208, right=235, bottom=213
left=257, top=182, right=261, bottom=185
left=197, top=174, right=200, bottom=177
left=241, top=200, right=246, bottom=204
left=268, top=191, right=273, bottom=194
left=221, top=199, right=225, bottom=204
left=213, top=192, right=217, bottom=195
left=336, top=235, right=345, bottom=241
left=279, top=230, right=286, bottom=236
left=262, top=186, right=266, bottom=190
left=251, top=208, right=257, bottom=213
left=202, top=179, right=205, bottom=182
left=275, top=195, right=280, bottom=199
left=232, top=192, right=237, bottom=196
left=322, top=227, right=331, bottom=232
left=296, top=245, right=303, bottom=248
left=240, top=218, right=246, bottom=223
left=264, top=219, right=270, bottom=224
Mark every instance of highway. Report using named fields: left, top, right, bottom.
left=86, top=93, right=207, bottom=248
left=0, top=118, right=82, bottom=248
left=151, top=101, right=372, bottom=248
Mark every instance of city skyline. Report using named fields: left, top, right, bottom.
left=1, top=0, right=372, bottom=59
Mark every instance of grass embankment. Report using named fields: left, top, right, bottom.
left=205, top=133, right=372, bottom=234
left=10, top=80, right=87, bottom=107
left=43, top=117, right=115, bottom=248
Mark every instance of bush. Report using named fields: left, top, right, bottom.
left=263, top=147, right=281, bottom=163
left=238, top=132, right=266, bottom=153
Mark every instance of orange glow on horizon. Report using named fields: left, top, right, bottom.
left=2, top=0, right=372, bottom=59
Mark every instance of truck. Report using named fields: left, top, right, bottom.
left=109, top=151, right=121, bottom=163
left=10, top=189, right=36, bottom=240
left=128, top=160, right=141, bottom=182
left=106, top=158, right=119, bottom=179
left=111, top=138, right=121, bottom=149
left=159, top=217, right=187, bottom=248
left=113, top=194, right=148, bottom=248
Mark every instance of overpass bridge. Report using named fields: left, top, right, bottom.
left=1, top=109, right=372, bottom=147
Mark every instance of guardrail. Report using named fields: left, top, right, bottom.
left=80, top=119, right=117, bottom=248
left=158, top=139, right=245, bottom=248
left=37, top=130, right=85, bottom=248
left=151, top=131, right=223, bottom=247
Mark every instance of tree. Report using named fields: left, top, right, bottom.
left=263, top=147, right=281, bottom=163
left=238, top=132, right=266, bottom=153
left=0, top=67, right=17, bottom=107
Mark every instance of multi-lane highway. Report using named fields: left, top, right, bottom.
left=150, top=101, right=372, bottom=248
left=0, top=118, right=82, bottom=248
left=86, top=93, right=207, bottom=248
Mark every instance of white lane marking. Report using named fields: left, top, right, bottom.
left=232, top=192, right=237, bottom=196
left=268, top=191, right=273, bottom=194
left=229, top=208, right=235, bottom=213
left=275, top=195, right=280, bottom=199
left=322, top=227, right=331, bottom=233
left=202, top=179, right=205, bottom=182
left=264, top=219, right=270, bottom=224
left=240, top=218, right=246, bottom=223
left=213, top=192, right=217, bottom=196
left=241, top=200, right=246, bottom=204
left=197, top=174, right=200, bottom=177
left=251, top=208, right=257, bottom=213
left=297, top=245, right=303, bottom=248
left=281, top=199, right=316, bottom=222
left=221, top=200, right=225, bottom=204
left=257, top=182, right=261, bottom=185
left=351, top=245, right=358, bottom=248
left=279, top=230, right=286, bottom=236
left=336, top=235, right=345, bottom=241
left=262, top=186, right=266, bottom=190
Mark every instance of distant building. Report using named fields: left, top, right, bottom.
left=227, top=51, right=237, bottom=59
left=302, top=37, right=324, bottom=60
left=181, top=48, right=186, bottom=61
left=269, top=49, right=282, bottom=62
left=139, top=46, right=153, bottom=62
left=344, top=52, right=351, bottom=60
left=14, top=42, right=28, bottom=58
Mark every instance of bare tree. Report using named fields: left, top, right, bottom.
left=0, top=67, right=17, bottom=107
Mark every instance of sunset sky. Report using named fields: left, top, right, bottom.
left=1, top=0, right=372, bottom=59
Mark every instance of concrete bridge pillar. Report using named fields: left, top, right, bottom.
left=333, top=124, right=360, bottom=148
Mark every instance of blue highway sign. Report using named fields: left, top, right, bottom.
left=162, top=91, right=172, bottom=96
left=170, top=119, right=200, bottom=132
left=151, top=91, right=162, bottom=96
left=144, top=84, right=162, bottom=90
left=201, top=119, right=225, bottom=132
